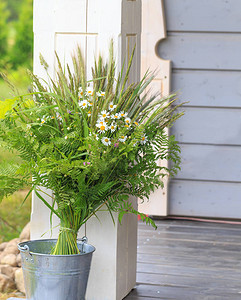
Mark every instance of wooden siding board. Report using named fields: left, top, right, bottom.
left=158, top=32, right=241, bottom=70
left=172, top=70, right=241, bottom=108
left=176, top=144, right=241, bottom=182
left=171, top=107, right=241, bottom=145
left=163, top=0, right=241, bottom=33
left=169, top=180, right=241, bottom=218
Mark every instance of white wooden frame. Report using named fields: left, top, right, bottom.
left=139, top=0, right=171, bottom=216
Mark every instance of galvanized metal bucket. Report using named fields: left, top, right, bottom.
left=18, top=238, right=95, bottom=300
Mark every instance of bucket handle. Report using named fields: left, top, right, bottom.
left=78, top=236, right=88, bottom=244
left=18, top=244, right=33, bottom=261
left=77, top=236, right=88, bottom=253
left=18, top=244, right=30, bottom=253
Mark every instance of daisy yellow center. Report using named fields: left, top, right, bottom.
left=111, top=126, right=115, bottom=129
left=142, top=137, right=145, bottom=141
left=121, top=136, right=125, bottom=139
left=125, top=124, right=129, bottom=127
left=110, top=105, right=113, bottom=108
left=100, top=125, right=106, bottom=131
left=102, top=114, right=107, bottom=118
left=125, top=120, right=130, bottom=123
left=114, top=115, right=118, bottom=118
left=134, top=122, right=138, bottom=126
left=83, top=103, right=86, bottom=106
left=105, top=138, right=109, bottom=142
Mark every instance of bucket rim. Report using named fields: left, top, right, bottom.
left=18, top=238, right=96, bottom=257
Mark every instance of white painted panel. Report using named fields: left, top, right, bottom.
left=163, top=0, right=241, bottom=33
left=172, top=70, right=241, bottom=108
left=177, top=144, right=241, bottom=182
left=78, top=198, right=137, bottom=300
left=33, top=33, right=56, bottom=79
left=169, top=180, right=241, bottom=219
left=171, top=107, right=241, bottom=145
left=33, top=0, right=54, bottom=32
left=54, top=0, right=87, bottom=33
left=159, top=32, right=241, bottom=70
left=55, top=34, right=98, bottom=80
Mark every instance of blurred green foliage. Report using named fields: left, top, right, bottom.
left=0, top=0, right=33, bottom=71
left=0, top=0, right=32, bottom=242
left=6, top=0, right=21, bottom=22
left=0, top=1, right=9, bottom=67
left=10, top=0, right=33, bottom=69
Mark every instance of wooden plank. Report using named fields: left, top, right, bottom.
left=137, top=252, right=241, bottom=270
left=163, top=0, right=241, bottom=33
left=137, top=263, right=241, bottom=280
left=138, top=219, right=241, bottom=230
left=140, top=0, right=170, bottom=217
left=171, top=107, right=241, bottom=145
left=172, top=70, right=241, bottom=108
left=169, top=179, right=241, bottom=218
left=175, top=144, right=241, bottom=182
left=138, top=230, right=241, bottom=244
left=139, top=225, right=241, bottom=240
left=158, top=32, right=241, bottom=70
left=126, top=283, right=239, bottom=299
left=136, top=272, right=241, bottom=289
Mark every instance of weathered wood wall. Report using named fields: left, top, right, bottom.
left=159, top=0, right=241, bottom=218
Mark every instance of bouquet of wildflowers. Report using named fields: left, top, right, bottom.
left=0, top=44, right=182, bottom=255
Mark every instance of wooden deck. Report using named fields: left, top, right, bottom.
left=125, top=219, right=241, bottom=300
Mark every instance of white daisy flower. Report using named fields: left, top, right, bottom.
left=140, top=134, right=148, bottom=145
left=96, top=121, right=108, bottom=133
left=124, top=117, right=131, bottom=125
left=65, top=136, right=68, bottom=140
left=96, top=91, right=105, bottom=97
left=111, top=113, right=120, bottom=120
left=86, top=87, right=94, bottom=96
left=99, top=110, right=109, bottom=120
left=109, top=122, right=117, bottom=133
left=119, top=135, right=127, bottom=143
left=87, top=110, right=91, bottom=117
left=109, top=102, right=117, bottom=111
left=40, top=118, right=46, bottom=125
left=102, top=137, right=111, bottom=146
left=79, top=100, right=89, bottom=109
left=119, top=111, right=128, bottom=118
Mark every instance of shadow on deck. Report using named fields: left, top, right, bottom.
left=125, top=219, right=241, bottom=300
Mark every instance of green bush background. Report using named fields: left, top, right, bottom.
left=0, top=0, right=33, bottom=242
